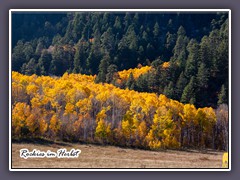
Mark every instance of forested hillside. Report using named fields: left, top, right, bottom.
left=12, top=72, right=228, bottom=150
left=11, top=11, right=229, bottom=152
left=12, top=12, right=229, bottom=108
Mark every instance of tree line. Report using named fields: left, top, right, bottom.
left=12, top=72, right=228, bottom=150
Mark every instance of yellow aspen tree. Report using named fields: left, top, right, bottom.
left=167, top=100, right=183, bottom=145
left=95, top=119, right=108, bottom=144
left=26, top=84, right=38, bottom=98
left=121, top=120, right=131, bottom=140
left=146, top=107, right=179, bottom=149
left=121, top=110, right=138, bottom=146
left=30, top=96, right=42, bottom=108
left=64, top=102, right=75, bottom=115
left=146, top=129, right=161, bottom=150
left=76, top=97, right=92, bottom=114
left=179, top=104, right=197, bottom=147
left=12, top=102, right=31, bottom=138
left=25, top=114, right=38, bottom=136
left=195, top=108, right=207, bottom=147
left=106, top=124, right=112, bottom=143
left=39, top=118, right=48, bottom=136
left=203, top=107, right=217, bottom=148
left=137, top=121, right=147, bottom=147
left=96, top=106, right=110, bottom=122
left=95, top=106, right=111, bottom=143
left=49, top=114, right=61, bottom=137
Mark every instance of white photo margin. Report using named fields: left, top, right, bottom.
left=9, top=9, right=231, bottom=171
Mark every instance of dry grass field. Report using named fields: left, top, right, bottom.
left=12, top=142, right=224, bottom=169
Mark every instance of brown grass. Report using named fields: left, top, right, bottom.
left=12, top=142, right=224, bottom=169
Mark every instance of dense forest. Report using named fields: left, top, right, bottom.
left=11, top=12, right=229, bottom=151
left=12, top=72, right=228, bottom=150
left=12, top=12, right=229, bottom=108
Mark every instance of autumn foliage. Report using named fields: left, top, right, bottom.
left=118, top=66, right=152, bottom=81
left=12, top=71, right=228, bottom=150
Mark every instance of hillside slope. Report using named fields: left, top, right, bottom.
left=12, top=72, right=228, bottom=151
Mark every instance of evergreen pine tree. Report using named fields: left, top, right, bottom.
left=172, top=26, right=189, bottom=69
left=106, top=64, right=118, bottom=84
left=181, top=76, right=196, bottom=104
left=175, top=72, right=187, bottom=100
left=163, top=81, right=174, bottom=99
left=126, top=72, right=135, bottom=90
left=218, top=84, right=227, bottom=105
left=95, top=54, right=111, bottom=83
left=38, top=50, right=52, bottom=75
left=185, top=39, right=199, bottom=78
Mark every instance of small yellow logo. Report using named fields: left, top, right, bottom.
left=222, top=152, right=228, bottom=168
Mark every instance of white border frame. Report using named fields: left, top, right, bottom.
left=9, top=9, right=231, bottom=171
